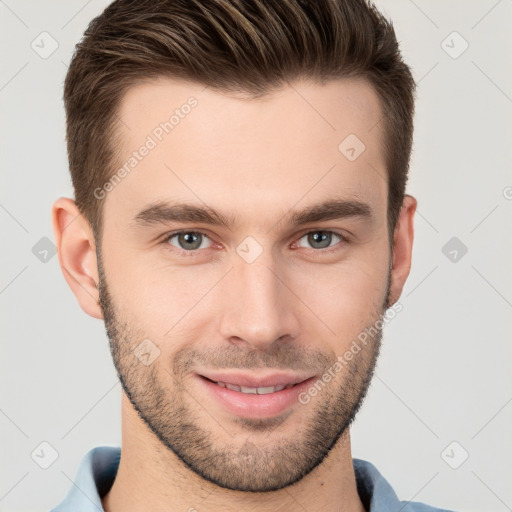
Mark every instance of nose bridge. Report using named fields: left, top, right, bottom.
left=218, top=245, right=299, bottom=349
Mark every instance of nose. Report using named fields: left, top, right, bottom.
left=218, top=251, right=300, bottom=351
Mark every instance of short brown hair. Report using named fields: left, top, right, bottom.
left=64, top=0, right=415, bottom=241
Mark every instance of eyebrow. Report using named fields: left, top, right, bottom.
left=132, top=198, right=373, bottom=231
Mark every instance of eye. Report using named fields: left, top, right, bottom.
left=162, top=229, right=347, bottom=257
left=295, top=230, right=345, bottom=251
left=166, top=230, right=213, bottom=252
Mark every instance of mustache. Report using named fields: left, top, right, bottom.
left=173, top=343, right=333, bottom=375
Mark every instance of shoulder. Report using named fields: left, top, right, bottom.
left=353, top=458, right=460, bottom=512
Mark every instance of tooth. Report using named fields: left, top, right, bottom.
left=256, top=386, right=275, bottom=394
left=217, top=382, right=292, bottom=394
left=241, top=386, right=258, bottom=394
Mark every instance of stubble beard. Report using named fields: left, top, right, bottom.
left=97, top=252, right=390, bottom=492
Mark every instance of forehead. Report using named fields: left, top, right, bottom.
left=117, top=76, right=384, bottom=146
left=105, top=76, right=387, bottom=231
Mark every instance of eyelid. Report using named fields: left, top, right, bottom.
left=294, top=227, right=347, bottom=239
left=163, top=229, right=215, bottom=253
left=292, top=229, right=347, bottom=251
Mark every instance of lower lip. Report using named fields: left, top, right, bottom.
left=196, top=375, right=316, bottom=419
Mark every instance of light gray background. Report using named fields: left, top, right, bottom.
left=1, top=1, right=511, bottom=511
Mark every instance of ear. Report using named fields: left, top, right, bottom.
left=52, top=197, right=103, bottom=320
left=388, top=194, right=417, bottom=306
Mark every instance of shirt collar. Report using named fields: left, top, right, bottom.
left=51, top=446, right=120, bottom=512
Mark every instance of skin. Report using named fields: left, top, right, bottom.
left=52, top=76, right=416, bottom=512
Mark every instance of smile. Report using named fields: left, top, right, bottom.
left=213, top=381, right=295, bottom=394
left=196, top=372, right=316, bottom=418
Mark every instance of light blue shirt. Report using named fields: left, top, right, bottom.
left=50, top=446, right=457, bottom=511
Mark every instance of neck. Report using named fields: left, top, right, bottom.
left=102, top=393, right=366, bottom=512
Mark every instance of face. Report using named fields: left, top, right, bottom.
left=96, top=77, right=393, bottom=492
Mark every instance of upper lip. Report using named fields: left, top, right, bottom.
left=197, top=371, right=314, bottom=388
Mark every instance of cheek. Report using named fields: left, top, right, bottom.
left=292, top=257, right=389, bottom=343
left=107, top=260, right=227, bottom=340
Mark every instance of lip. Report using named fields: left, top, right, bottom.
left=195, top=372, right=317, bottom=419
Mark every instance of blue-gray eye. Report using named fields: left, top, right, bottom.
left=167, top=231, right=212, bottom=251
left=296, top=231, right=343, bottom=250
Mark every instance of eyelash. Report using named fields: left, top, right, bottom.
left=161, top=229, right=348, bottom=257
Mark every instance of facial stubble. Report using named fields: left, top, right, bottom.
left=97, top=249, right=390, bottom=492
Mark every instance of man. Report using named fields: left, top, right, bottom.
left=50, top=0, right=457, bottom=511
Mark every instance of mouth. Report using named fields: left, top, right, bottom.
left=195, top=372, right=316, bottom=418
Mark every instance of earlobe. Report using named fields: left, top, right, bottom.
left=388, top=194, right=417, bottom=306
left=52, top=197, right=104, bottom=320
